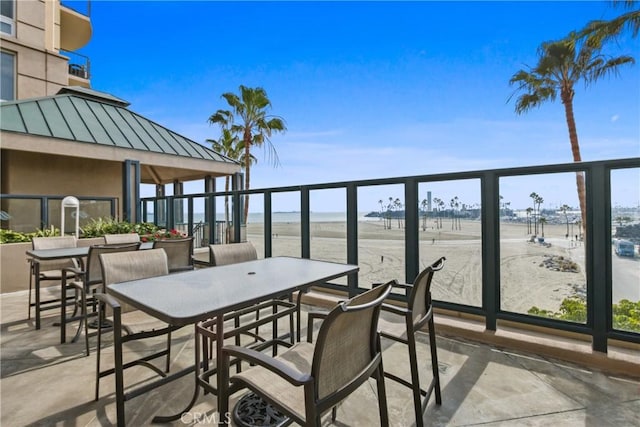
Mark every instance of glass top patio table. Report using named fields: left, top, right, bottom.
left=106, top=256, right=358, bottom=425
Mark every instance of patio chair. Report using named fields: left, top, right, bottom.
left=28, top=236, right=79, bottom=321
left=93, top=249, right=181, bottom=401
left=375, top=256, right=446, bottom=427
left=152, top=237, right=194, bottom=273
left=103, top=233, right=140, bottom=244
left=219, top=281, right=393, bottom=426
left=61, top=242, right=141, bottom=355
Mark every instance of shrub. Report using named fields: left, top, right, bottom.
left=529, top=297, right=640, bottom=332
left=0, top=218, right=160, bottom=243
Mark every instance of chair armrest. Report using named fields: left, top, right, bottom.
left=92, top=293, right=121, bottom=309
left=222, top=344, right=311, bottom=386
left=62, top=266, right=83, bottom=285
left=306, top=310, right=329, bottom=343
left=381, top=302, right=408, bottom=316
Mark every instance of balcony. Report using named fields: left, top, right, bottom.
left=1, top=158, right=639, bottom=424
left=59, top=1, right=92, bottom=51
left=61, top=50, right=91, bottom=86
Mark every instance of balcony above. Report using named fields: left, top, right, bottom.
left=60, top=3, right=92, bottom=51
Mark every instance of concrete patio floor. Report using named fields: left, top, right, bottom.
left=1, top=289, right=639, bottom=426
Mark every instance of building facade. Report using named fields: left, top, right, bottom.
left=1, top=0, right=91, bottom=102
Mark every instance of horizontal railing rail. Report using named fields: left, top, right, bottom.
left=141, top=157, right=640, bottom=353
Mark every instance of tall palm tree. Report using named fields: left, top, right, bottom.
left=510, top=33, right=634, bottom=236
left=206, top=129, right=256, bottom=236
left=209, top=85, right=287, bottom=221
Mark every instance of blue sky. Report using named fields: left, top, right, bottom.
left=78, top=1, right=639, bottom=211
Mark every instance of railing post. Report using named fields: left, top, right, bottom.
left=588, top=164, right=609, bottom=353
left=482, top=171, right=499, bottom=331
left=204, top=176, right=215, bottom=246
left=346, top=183, right=359, bottom=296
left=405, top=179, right=419, bottom=283
left=264, top=192, right=272, bottom=258
left=301, top=187, right=310, bottom=259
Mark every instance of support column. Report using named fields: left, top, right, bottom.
left=122, top=160, right=140, bottom=223
left=204, top=176, right=216, bottom=246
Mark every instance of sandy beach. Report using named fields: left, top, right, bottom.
left=245, top=218, right=588, bottom=315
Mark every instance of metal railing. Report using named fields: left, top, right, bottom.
left=61, top=50, right=91, bottom=80
left=141, top=157, right=640, bottom=353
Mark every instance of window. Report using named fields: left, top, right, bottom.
left=0, top=0, right=14, bottom=36
left=1, top=51, right=15, bottom=101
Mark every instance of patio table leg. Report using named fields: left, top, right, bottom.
left=217, top=314, right=230, bottom=425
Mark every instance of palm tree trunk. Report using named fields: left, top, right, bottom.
left=224, top=176, right=230, bottom=243
left=243, top=130, right=251, bottom=224
left=561, top=94, right=587, bottom=237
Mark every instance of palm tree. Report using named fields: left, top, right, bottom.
left=394, top=198, right=403, bottom=229
left=209, top=85, right=287, bottom=222
left=420, top=199, right=428, bottom=231
left=559, top=204, right=571, bottom=236
left=539, top=217, right=547, bottom=238
left=432, top=197, right=441, bottom=229
left=207, top=129, right=256, bottom=242
left=510, top=32, right=634, bottom=237
left=576, top=1, right=639, bottom=48
left=526, top=207, right=533, bottom=234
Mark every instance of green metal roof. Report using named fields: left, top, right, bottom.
left=0, top=86, right=236, bottom=164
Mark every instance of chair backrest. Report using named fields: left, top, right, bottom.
left=103, top=233, right=140, bottom=244
left=409, top=256, right=446, bottom=327
left=152, top=237, right=194, bottom=273
left=312, top=282, right=392, bottom=400
left=84, top=242, right=141, bottom=286
left=99, top=249, right=169, bottom=286
left=31, top=236, right=78, bottom=272
left=99, top=249, right=169, bottom=314
left=209, top=242, right=257, bottom=266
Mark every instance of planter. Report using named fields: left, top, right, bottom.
left=0, top=238, right=103, bottom=294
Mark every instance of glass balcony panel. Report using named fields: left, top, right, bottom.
left=172, top=197, right=189, bottom=236
left=499, top=173, right=586, bottom=322
left=310, top=188, right=347, bottom=286
left=0, top=198, right=41, bottom=233
left=357, top=184, right=405, bottom=290
left=154, top=198, right=168, bottom=228
left=245, top=193, right=264, bottom=257
left=271, top=191, right=301, bottom=257
left=610, top=167, right=640, bottom=333
left=216, top=195, right=232, bottom=244
left=419, top=179, right=482, bottom=307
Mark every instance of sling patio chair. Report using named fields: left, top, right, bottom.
left=93, top=249, right=182, bottom=401
left=375, top=256, right=446, bottom=427
left=152, top=236, right=194, bottom=273
left=103, top=233, right=140, bottom=244
left=219, top=281, right=393, bottom=426
left=195, top=242, right=297, bottom=395
left=28, top=236, right=80, bottom=322
left=61, top=242, right=141, bottom=355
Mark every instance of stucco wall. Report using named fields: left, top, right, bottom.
left=1, top=149, right=126, bottom=232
